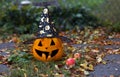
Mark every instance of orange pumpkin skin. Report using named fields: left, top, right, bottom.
left=32, top=38, right=63, bottom=62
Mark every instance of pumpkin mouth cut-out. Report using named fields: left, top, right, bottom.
left=35, top=49, right=59, bottom=59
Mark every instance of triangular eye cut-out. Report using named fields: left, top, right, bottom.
left=38, top=41, right=42, bottom=46
left=51, top=40, right=55, bottom=45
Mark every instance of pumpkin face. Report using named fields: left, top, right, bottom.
left=32, top=38, right=63, bottom=62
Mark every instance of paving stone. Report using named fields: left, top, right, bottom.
left=0, top=43, right=15, bottom=75
left=0, top=43, right=15, bottom=49
left=88, top=54, right=120, bottom=77
left=0, top=64, right=9, bottom=74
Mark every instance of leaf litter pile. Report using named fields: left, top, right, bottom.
left=0, top=27, right=120, bottom=77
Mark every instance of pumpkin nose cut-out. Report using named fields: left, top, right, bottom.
left=38, top=41, right=42, bottom=46
left=45, top=47, right=48, bottom=49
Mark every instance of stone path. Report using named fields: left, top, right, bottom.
left=0, top=64, right=9, bottom=75
left=0, top=43, right=15, bottom=49
left=88, top=54, right=120, bottom=77
left=0, top=43, right=15, bottom=76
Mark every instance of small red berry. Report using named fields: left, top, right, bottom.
left=66, top=58, right=75, bottom=67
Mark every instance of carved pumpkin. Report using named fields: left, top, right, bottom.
left=32, top=37, right=63, bottom=62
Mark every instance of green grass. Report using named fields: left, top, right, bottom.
left=9, top=61, right=57, bottom=77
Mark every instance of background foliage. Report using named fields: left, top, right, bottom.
left=0, top=1, right=42, bottom=34
left=0, top=0, right=119, bottom=34
left=50, top=5, right=99, bottom=31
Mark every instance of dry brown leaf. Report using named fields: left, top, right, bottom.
left=96, top=55, right=102, bottom=63
left=55, top=65, right=60, bottom=70
left=109, top=75, right=114, bottom=77
left=54, top=73, right=65, bottom=77
left=85, top=55, right=95, bottom=61
left=84, top=70, right=89, bottom=75
left=34, top=65, right=38, bottom=72
left=39, top=74, right=48, bottom=77
left=80, top=62, right=94, bottom=71
left=24, top=73, right=27, bottom=77
left=88, top=64, right=94, bottom=71
left=91, top=49, right=100, bottom=53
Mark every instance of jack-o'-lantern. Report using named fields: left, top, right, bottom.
left=33, top=38, right=63, bottom=62
left=32, top=7, right=64, bottom=62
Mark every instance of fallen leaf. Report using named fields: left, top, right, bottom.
left=80, top=63, right=94, bottom=71
left=84, top=55, right=95, bottom=61
left=91, top=49, right=99, bottom=53
left=109, top=75, right=114, bottom=77
left=84, top=70, right=89, bottom=75
left=96, top=55, right=102, bottom=63
left=34, top=65, right=38, bottom=72
left=39, top=74, right=48, bottom=77
left=54, top=73, right=65, bottom=77
left=55, top=65, right=60, bottom=70
left=89, top=64, right=94, bottom=70
left=0, top=61, right=2, bottom=64
left=24, top=73, right=27, bottom=77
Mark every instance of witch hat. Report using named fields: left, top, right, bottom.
left=37, top=7, right=58, bottom=38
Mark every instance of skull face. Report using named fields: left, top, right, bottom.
left=32, top=38, right=63, bottom=62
